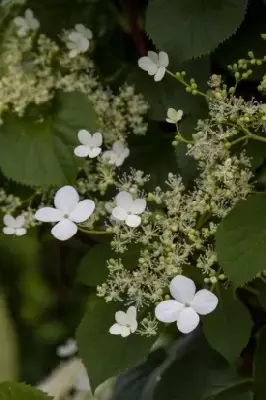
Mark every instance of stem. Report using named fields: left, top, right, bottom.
left=227, top=135, right=249, bottom=148
left=78, top=226, right=111, bottom=235
left=243, top=285, right=260, bottom=296
left=166, top=70, right=209, bottom=99
left=195, top=212, right=210, bottom=230
left=175, top=133, right=193, bottom=144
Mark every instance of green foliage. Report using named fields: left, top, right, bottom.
left=146, top=0, right=248, bottom=64
left=0, top=91, right=98, bottom=186
left=202, top=287, right=252, bottom=363
left=0, top=382, right=51, bottom=399
left=77, top=241, right=142, bottom=287
left=76, top=297, right=156, bottom=392
left=254, top=327, right=266, bottom=400
left=216, top=195, right=266, bottom=286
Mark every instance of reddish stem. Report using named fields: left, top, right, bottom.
left=126, top=0, right=147, bottom=56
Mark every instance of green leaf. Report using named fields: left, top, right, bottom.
left=254, top=327, right=266, bottom=400
left=130, top=57, right=209, bottom=120
left=202, top=287, right=252, bottom=363
left=0, top=382, right=51, bottom=399
left=77, top=242, right=142, bottom=287
left=0, top=91, right=98, bottom=186
left=216, top=194, right=266, bottom=285
left=76, top=297, right=155, bottom=391
left=146, top=0, right=248, bottom=63
left=0, top=296, right=18, bottom=381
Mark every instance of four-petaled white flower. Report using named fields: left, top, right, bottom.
left=34, top=185, right=95, bottom=241
left=13, top=9, right=40, bottom=37
left=109, top=306, right=138, bottom=337
left=66, top=24, right=93, bottom=58
left=166, top=108, right=183, bottom=124
left=3, top=215, right=27, bottom=236
left=155, top=275, right=218, bottom=334
left=138, top=51, right=169, bottom=82
left=74, top=129, right=102, bottom=158
left=102, top=140, right=129, bottom=167
left=112, top=191, right=146, bottom=228
left=57, top=338, right=77, bottom=358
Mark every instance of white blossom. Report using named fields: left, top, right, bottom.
left=166, top=108, right=183, bottom=124
left=102, top=140, right=129, bottom=167
left=34, top=186, right=95, bottom=241
left=138, top=51, right=169, bottom=82
left=57, top=338, right=77, bottom=358
left=111, top=191, right=146, bottom=228
left=66, top=24, right=93, bottom=58
left=3, top=214, right=26, bottom=236
left=155, top=275, right=218, bottom=334
left=109, top=306, right=138, bottom=337
left=75, top=372, right=90, bottom=392
left=13, top=9, right=40, bottom=37
left=74, top=129, right=102, bottom=158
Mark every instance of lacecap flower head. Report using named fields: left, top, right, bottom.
left=35, top=185, right=95, bottom=241
left=155, top=275, right=218, bottom=334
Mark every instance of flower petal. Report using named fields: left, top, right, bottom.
left=154, top=66, right=166, bottom=82
left=126, top=214, right=141, bottom=228
left=148, top=51, right=159, bottom=64
left=70, top=200, right=95, bottom=223
left=29, top=17, right=40, bottom=30
left=112, top=206, right=128, bottom=221
left=78, top=37, right=90, bottom=52
left=155, top=300, right=184, bottom=323
left=158, top=51, right=169, bottom=67
left=54, top=186, right=79, bottom=214
left=74, top=145, right=90, bottom=158
left=78, top=129, right=92, bottom=145
left=138, top=56, right=155, bottom=72
left=57, top=339, right=77, bottom=357
left=51, top=219, right=77, bottom=241
left=16, top=228, right=26, bottom=236
left=190, top=289, right=218, bottom=315
left=3, top=227, right=15, bottom=235
left=176, top=110, right=183, bottom=121
left=131, top=199, right=146, bottom=215
left=35, top=207, right=62, bottom=222
left=147, top=64, right=158, bottom=76
left=15, top=215, right=25, bottom=228
left=113, top=140, right=125, bottom=155
left=69, top=49, right=78, bottom=58
left=120, top=326, right=131, bottom=337
left=91, top=132, right=102, bottom=147
left=167, top=108, right=178, bottom=122
left=109, top=323, right=123, bottom=335
left=177, top=307, right=200, bottom=334
left=3, top=215, right=16, bottom=228
left=116, top=191, right=133, bottom=211
left=115, top=311, right=128, bottom=326
left=13, top=16, right=26, bottom=28
left=170, top=275, right=196, bottom=304
left=87, top=147, right=102, bottom=158
left=127, top=306, right=137, bottom=332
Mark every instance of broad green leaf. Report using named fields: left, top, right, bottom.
left=76, top=297, right=155, bottom=391
left=0, top=91, right=98, bottom=186
left=77, top=241, right=142, bottom=287
left=0, top=382, right=51, bottom=399
left=130, top=57, right=209, bottom=120
left=202, top=287, right=252, bottom=363
left=0, top=296, right=18, bottom=381
left=254, top=327, right=266, bottom=400
left=146, top=0, right=248, bottom=63
left=216, top=194, right=266, bottom=285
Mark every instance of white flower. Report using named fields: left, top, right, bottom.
left=166, top=108, right=183, bottom=124
left=66, top=24, right=93, bottom=58
left=109, top=306, right=138, bottom=337
left=138, top=51, right=169, bottom=82
left=111, top=191, right=146, bottom=228
left=76, top=372, right=90, bottom=392
left=34, top=185, right=95, bottom=241
left=155, top=275, right=218, bottom=334
left=57, top=339, right=77, bottom=358
left=3, top=215, right=26, bottom=236
left=102, top=140, right=129, bottom=167
left=74, top=130, right=102, bottom=158
left=13, top=9, right=40, bottom=37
